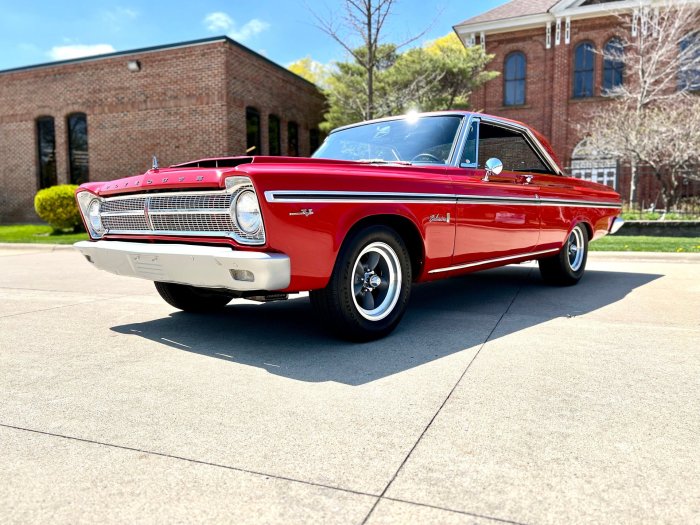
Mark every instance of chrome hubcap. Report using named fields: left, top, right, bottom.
left=567, top=227, right=585, bottom=271
left=351, top=242, right=401, bottom=321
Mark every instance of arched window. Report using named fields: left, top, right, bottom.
left=36, top=116, right=57, bottom=189
left=573, top=42, right=595, bottom=98
left=246, top=107, right=260, bottom=155
left=287, top=121, right=299, bottom=156
left=503, top=52, right=526, bottom=106
left=602, top=38, right=624, bottom=93
left=268, top=114, right=281, bottom=156
left=679, top=32, right=700, bottom=91
left=67, top=113, right=89, bottom=184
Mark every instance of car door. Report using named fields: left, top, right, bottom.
left=446, top=117, right=541, bottom=267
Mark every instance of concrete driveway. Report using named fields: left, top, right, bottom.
left=1, top=245, right=698, bottom=524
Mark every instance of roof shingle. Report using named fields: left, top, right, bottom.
left=457, top=0, right=560, bottom=27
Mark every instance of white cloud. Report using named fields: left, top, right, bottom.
left=203, top=12, right=270, bottom=42
left=204, top=12, right=233, bottom=32
left=229, top=19, right=270, bottom=42
left=48, top=44, right=116, bottom=61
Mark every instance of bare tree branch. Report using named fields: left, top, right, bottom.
left=308, top=0, right=440, bottom=119
left=582, top=0, right=700, bottom=208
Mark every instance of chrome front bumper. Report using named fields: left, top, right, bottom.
left=74, top=240, right=290, bottom=291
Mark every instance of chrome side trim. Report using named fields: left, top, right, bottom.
left=539, top=198, right=621, bottom=209
left=428, top=248, right=559, bottom=274
left=265, top=190, right=622, bottom=208
left=264, top=190, right=456, bottom=204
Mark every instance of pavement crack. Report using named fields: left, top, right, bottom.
left=360, top=269, right=532, bottom=525
left=0, top=422, right=377, bottom=500
left=382, top=497, right=532, bottom=525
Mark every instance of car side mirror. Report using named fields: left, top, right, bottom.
left=482, top=157, right=503, bottom=182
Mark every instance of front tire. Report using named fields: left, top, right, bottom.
left=154, top=282, right=234, bottom=312
left=310, top=226, right=412, bottom=341
left=538, top=223, right=589, bottom=286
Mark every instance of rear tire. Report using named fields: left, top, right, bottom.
left=538, top=223, right=589, bottom=286
left=309, top=225, right=412, bottom=341
left=154, top=282, right=234, bottom=312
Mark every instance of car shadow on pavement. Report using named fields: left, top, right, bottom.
left=111, top=266, right=660, bottom=385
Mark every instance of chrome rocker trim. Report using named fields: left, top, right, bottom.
left=74, top=241, right=290, bottom=291
left=429, top=248, right=559, bottom=274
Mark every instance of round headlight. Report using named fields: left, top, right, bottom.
left=234, top=191, right=262, bottom=234
left=87, top=199, right=104, bottom=234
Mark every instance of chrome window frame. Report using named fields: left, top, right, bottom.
left=475, top=116, right=562, bottom=176
left=455, top=115, right=480, bottom=169
left=320, top=112, right=469, bottom=167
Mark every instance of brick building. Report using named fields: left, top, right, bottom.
left=0, top=36, right=326, bottom=223
left=454, top=0, right=699, bottom=206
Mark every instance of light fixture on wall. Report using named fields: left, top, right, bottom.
left=127, top=60, right=141, bottom=72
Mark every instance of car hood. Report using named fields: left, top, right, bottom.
left=78, top=156, right=450, bottom=197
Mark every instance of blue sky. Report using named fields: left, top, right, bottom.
left=0, top=1, right=507, bottom=71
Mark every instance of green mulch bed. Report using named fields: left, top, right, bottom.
left=0, top=224, right=88, bottom=244
left=590, top=235, right=700, bottom=252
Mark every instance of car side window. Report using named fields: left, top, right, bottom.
left=477, top=122, right=551, bottom=174
left=459, top=120, right=478, bottom=167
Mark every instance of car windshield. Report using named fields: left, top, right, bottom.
left=312, top=115, right=464, bottom=165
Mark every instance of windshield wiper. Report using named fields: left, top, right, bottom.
left=355, top=158, right=413, bottom=165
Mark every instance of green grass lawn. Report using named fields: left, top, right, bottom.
left=1, top=224, right=698, bottom=252
left=590, top=235, right=700, bottom=252
left=0, top=224, right=88, bottom=244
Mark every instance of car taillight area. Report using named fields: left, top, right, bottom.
left=75, top=176, right=265, bottom=245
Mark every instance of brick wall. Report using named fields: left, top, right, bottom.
left=0, top=38, right=325, bottom=223
left=471, top=15, right=635, bottom=196
left=223, top=41, right=326, bottom=157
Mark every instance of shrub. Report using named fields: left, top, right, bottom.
left=34, top=185, right=82, bottom=231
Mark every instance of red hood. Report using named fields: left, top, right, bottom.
left=77, top=156, right=429, bottom=196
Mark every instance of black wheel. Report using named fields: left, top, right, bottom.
left=154, top=282, right=234, bottom=312
left=538, top=223, right=589, bottom=286
left=309, top=225, right=412, bottom=341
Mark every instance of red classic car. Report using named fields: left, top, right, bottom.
left=75, top=111, right=623, bottom=340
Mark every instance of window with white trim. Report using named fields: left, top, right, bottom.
left=570, top=139, right=618, bottom=189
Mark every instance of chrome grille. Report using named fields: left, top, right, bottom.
left=102, top=197, right=147, bottom=213
left=150, top=194, right=232, bottom=210
left=102, top=215, right=149, bottom=231
left=99, top=187, right=265, bottom=245
left=150, top=213, right=234, bottom=232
